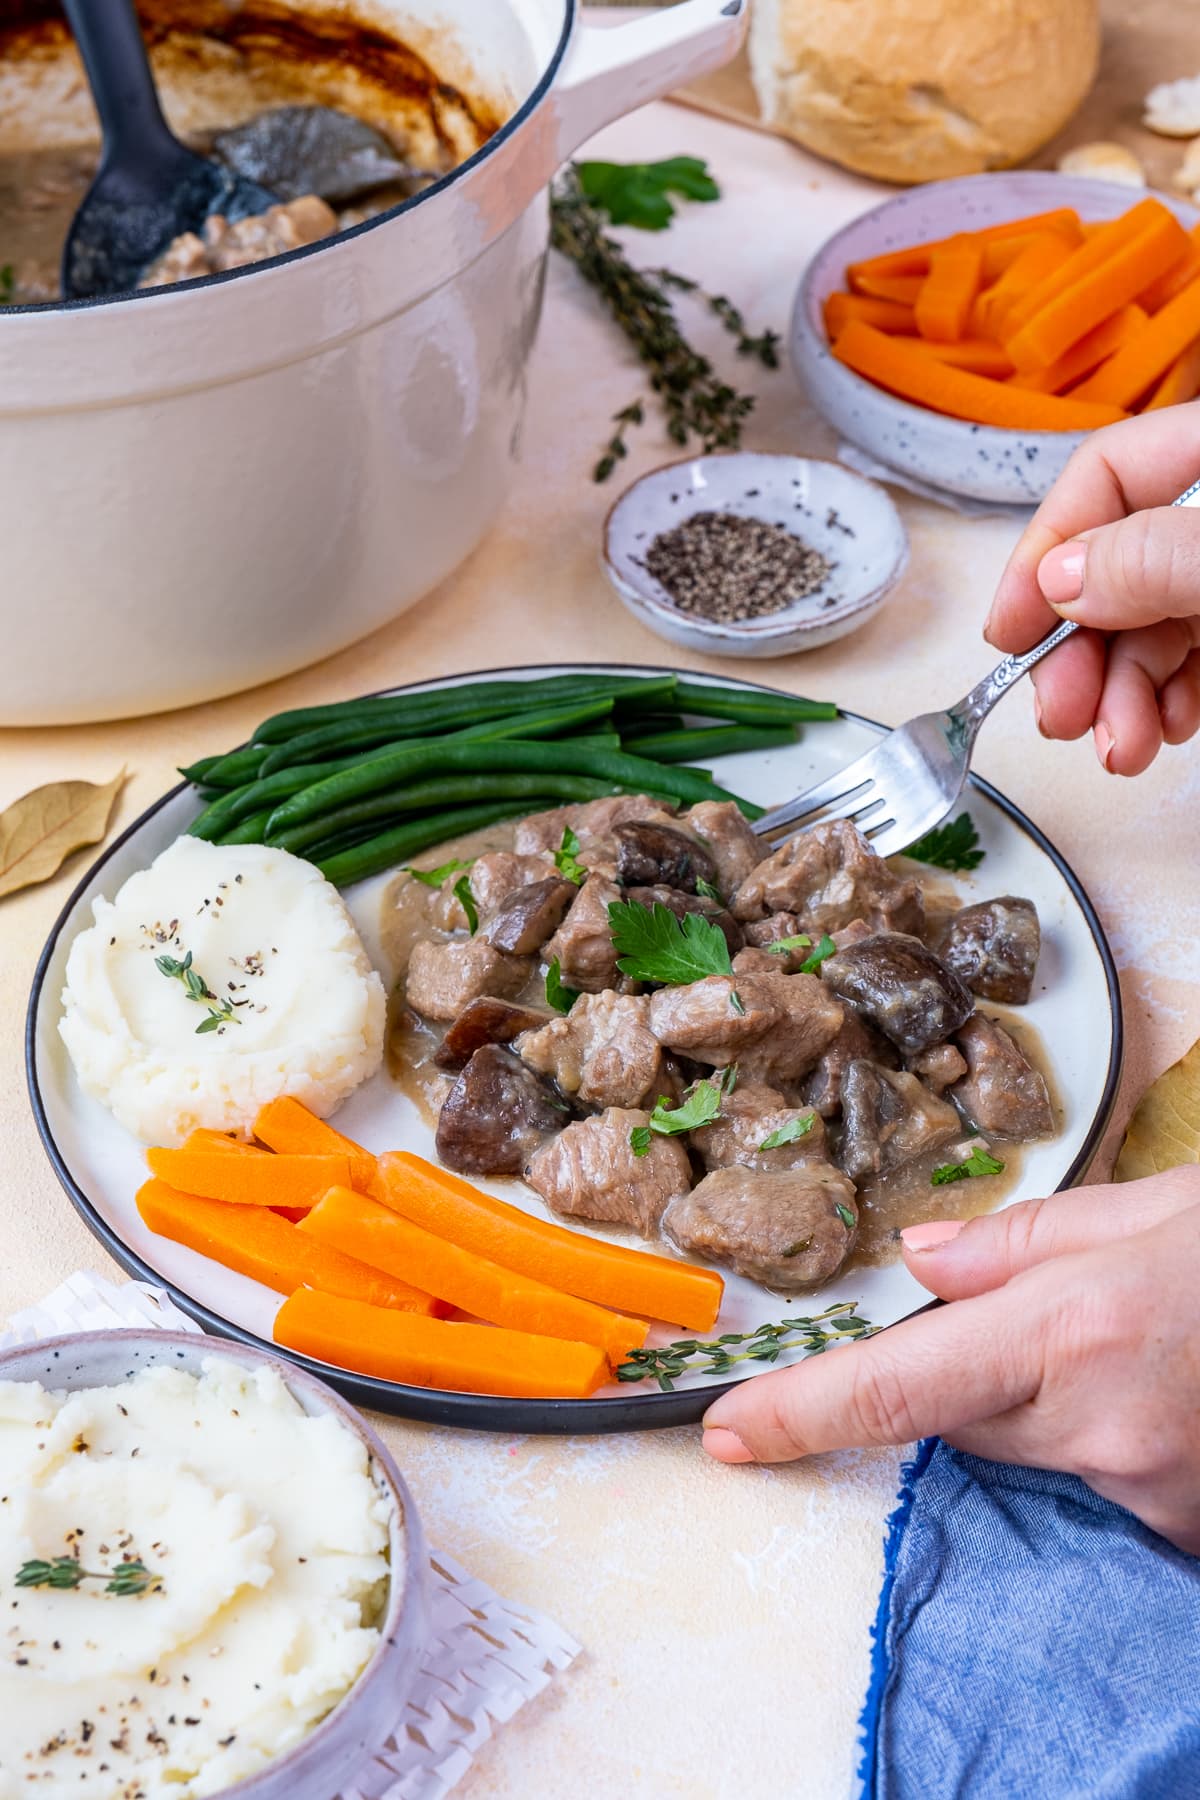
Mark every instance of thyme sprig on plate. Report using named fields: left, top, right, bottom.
left=616, top=1302, right=879, bottom=1391
left=16, top=1556, right=161, bottom=1596
left=549, top=167, right=778, bottom=480
left=155, top=949, right=240, bottom=1035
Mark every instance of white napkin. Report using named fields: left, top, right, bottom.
left=1, top=1272, right=582, bottom=1800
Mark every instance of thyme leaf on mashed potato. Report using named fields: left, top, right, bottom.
left=155, top=949, right=241, bottom=1034
left=16, top=1556, right=160, bottom=1596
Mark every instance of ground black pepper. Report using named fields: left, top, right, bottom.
left=643, top=511, right=832, bottom=623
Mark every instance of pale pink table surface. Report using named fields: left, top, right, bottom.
left=1, top=88, right=1193, bottom=1799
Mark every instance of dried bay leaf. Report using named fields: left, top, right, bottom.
left=0, top=771, right=125, bottom=900
left=1115, top=1038, right=1200, bottom=1181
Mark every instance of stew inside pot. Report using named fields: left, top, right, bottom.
left=0, top=0, right=506, bottom=301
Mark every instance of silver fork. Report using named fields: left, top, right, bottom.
left=754, top=474, right=1200, bottom=857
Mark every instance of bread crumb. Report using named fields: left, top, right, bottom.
left=1057, top=142, right=1145, bottom=186
left=1144, top=75, right=1200, bottom=138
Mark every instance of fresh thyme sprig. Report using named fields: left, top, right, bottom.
left=154, top=949, right=240, bottom=1034
left=16, top=1557, right=161, bottom=1596
left=617, top=1303, right=879, bottom=1391
left=550, top=167, right=774, bottom=480
left=594, top=402, right=646, bottom=485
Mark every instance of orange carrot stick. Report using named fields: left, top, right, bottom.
left=253, top=1096, right=376, bottom=1192
left=823, top=293, right=916, bottom=338
left=974, top=233, right=1077, bottom=339
left=847, top=271, right=923, bottom=305
left=1001, top=199, right=1182, bottom=343
left=274, top=1287, right=611, bottom=1399
left=145, top=1146, right=350, bottom=1208
left=914, top=235, right=984, bottom=343
left=1007, top=305, right=1147, bottom=394
left=1144, top=336, right=1200, bottom=409
left=1140, top=242, right=1200, bottom=313
left=300, top=1187, right=648, bottom=1365
left=182, top=1129, right=261, bottom=1154
left=1005, top=212, right=1190, bottom=372
left=832, top=320, right=1127, bottom=430
left=1074, top=277, right=1200, bottom=407
left=136, top=1179, right=445, bottom=1314
left=374, top=1151, right=724, bottom=1332
left=906, top=338, right=1014, bottom=377
left=845, top=209, right=1082, bottom=285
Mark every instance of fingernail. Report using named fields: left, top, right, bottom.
left=1095, top=721, right=1115, bottom=770
left=982, top=604, right=997, bottom=644
left=1033, top=688, right=1049, bottom=737
left=900, top=1219, right=968, bottom=1253
left=701, top=1426, right=756, bottom=1464
left=1037, top=542, right=1087, bottom=605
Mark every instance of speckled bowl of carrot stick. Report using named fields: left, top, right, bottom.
left=791, top=172, right=1200, bottom=504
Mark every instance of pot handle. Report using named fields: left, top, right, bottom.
left=554, top=0, right=747, bottom=163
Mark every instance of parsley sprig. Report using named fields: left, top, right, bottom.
left=906, top=812, right=984, bottom=873
left=766, top=931, right=837, bottom=973
left=155, top=950, right=240, bottom=1035
left=629, top=1073, right=732, bottom=1157
left=759, top=1113, right=816, bottom=1152
left=554, top=827, right=588, bottom=886
left=616, top=1303, right=878, bottom=1391
left=453, top=875, right=479, bottom=934
left=931, top=1146, right=1005, bottom=1186
left=608, top=899, right=734, bottom=986
left=576, top=156, right=720, bottom=231
left=545, top=957, right=580, bottom=1015
left=404, top=857, right=471, bottom=887
left=16, top=1556, right=160, bottom=1596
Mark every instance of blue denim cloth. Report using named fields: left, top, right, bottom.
left=858, top=1441, right=1200, bottom=1800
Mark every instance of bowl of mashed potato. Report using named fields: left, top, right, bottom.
left=0, top=1330, right=428, bottom=1800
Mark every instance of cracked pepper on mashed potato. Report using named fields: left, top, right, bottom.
left=58, top=837, right=385, bottom=1144
left=0, top=1355, right=394, bottom=1799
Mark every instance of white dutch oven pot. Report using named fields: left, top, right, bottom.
left=0, top=0, right=745, bottom=725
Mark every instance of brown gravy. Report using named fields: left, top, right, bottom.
left=377, top=826, right=1060, bottom=1281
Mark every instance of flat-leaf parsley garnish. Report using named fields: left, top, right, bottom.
left=575, top=155, right=720, bottom=232
left=453, top=875, right=479, bottom=935
left=404, top=857, right=471, bottom=887
left=905, top=812, right=984, bottom=873
left=608, top=899, right=734, bottom=986
left=931, top=1146, right=1005, bottom=1186
left=545, top=957, right=580, bottom=1015
left=758, top=1113, right=816, bottom=1151
left=629, top=1080, right=725, bottom=1156
left=554, top=827, right=588, bottom=886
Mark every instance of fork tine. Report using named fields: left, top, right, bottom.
left=753, top=750, right=880, bottom=838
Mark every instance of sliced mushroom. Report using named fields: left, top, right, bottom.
left=614, top=820, right=719, bottom=893
left=434, top=997, right=555, bottom=1071
left=821, top=932, right=974, bottom=1054
left=482, top=877, right=578, bottom=955
left=435, top=1045, right=571, bottom=1175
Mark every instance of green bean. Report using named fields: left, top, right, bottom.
left=177, top=753, right=224, bottom=785
left=267, top=771, right=632, bottom=855
left=216, top=809, right=276, bottom=845
left=316, top=802, right=544, bottom=888
left=187, top=752, right=368, bottom=841
left=270, top=738, right=759, bottom=835
left=674, top=680, right=838, bottom=725
left=183, top=744, right=269, bottom=790
left=254, top=674, right=678, bottom=744
left=623, top=724, right=798, bottom=762
left=451, top=698, right=614, bottom=741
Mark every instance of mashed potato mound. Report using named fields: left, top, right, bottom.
left=59, top=836, right=385, bottom=1144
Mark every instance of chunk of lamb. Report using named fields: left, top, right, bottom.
left=541, top=865, right=624, bottom=993
left=683, top=800, right=764, bottom=896
left=648, top=971, right=843, bottom=1083
left=732, top=820, right=923, bottom=937
left=517, top=991, right=665, bottom=1110
left=906, top=1042, right=968, bottom=1095
left=800, top=1012, right=899, bottom=1119
left=838, top=1061, right=960, bottom=1181
left=429, top=851, right=551, bottom=931
left=406, top=938, right=533, bottom=1022
left=690, top=1080, right=827, bottom=1172
left=526, top=1108, right=691, bottom=1235
left=821, top=932, right=974, bottom=1055
left=514, top=796, right=676, bottom=859
left=951, top=1015, right=1054, bottom=1140
left=482, top=877, right=578, bottom=954
left=436, top=1046, right=569, bottom=1175
left=663, top=1165, right=858, bottom=1289
left=434, top=997, right=553, bottom=1071
left=627, top=885, right=743, bottom=955
left=741, top=914, right=813, bottom=972
left=939, top=897, right=1041, bottom=1004
left=614, top=820, right=719, bottom=894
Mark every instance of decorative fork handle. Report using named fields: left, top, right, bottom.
left=951, top=472, right=1200, bottom=738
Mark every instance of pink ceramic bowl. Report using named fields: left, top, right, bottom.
left=0, top=1328, right=429, bottom=1800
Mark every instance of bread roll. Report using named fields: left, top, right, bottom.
left=748, top=0, right=1101, bottom=185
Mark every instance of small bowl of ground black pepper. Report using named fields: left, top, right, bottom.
left=602, top=451, right=908, bottom=658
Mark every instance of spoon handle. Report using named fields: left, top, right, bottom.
left=63, top=0, right=176, bottom=161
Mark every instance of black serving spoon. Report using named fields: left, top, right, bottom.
left=61, top=0, right=277, bottom=300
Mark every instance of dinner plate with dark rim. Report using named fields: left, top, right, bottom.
left=26, top=664, right=1122, bottom=1432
